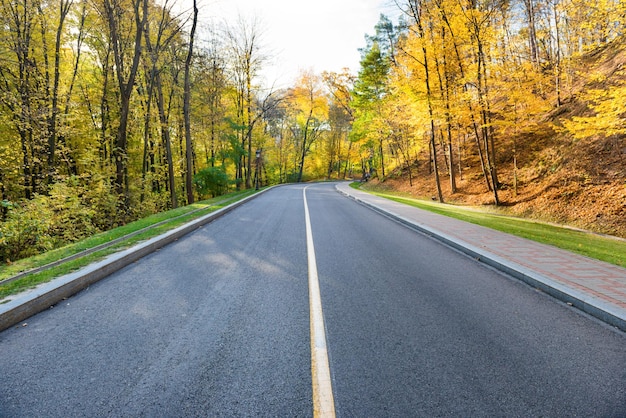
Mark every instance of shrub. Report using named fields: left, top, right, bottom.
left=79, top=175, right=121, bottom=230
left=193, top=167, right=230, bottom=198
left=0, top=197, right=55, bottom=262
left=47, top=180, right=99, bottom=243
left=0, top=176, right=104, bottom=263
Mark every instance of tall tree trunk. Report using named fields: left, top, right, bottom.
left=58, top=0, right=87, bottom=177
left=408, top=0, right=443, bottom=202
left=20, top=130, right=32, bottom=200
left=468, top=4, right=499, bottom=205
left=183, top=0, right=198, bottom=204
left=477, top=40, right=499, bottom=205
left=379, top=136, right=386, bottom=179
left=45, top=0, right=72, bottom=185
left=552, top=0, right=562, bottom=107
left=140, top=73, right=154, bottom=203
left=97, top=46, right=112, bottom=168
left=343, top=140, right=352, bottom=179
left=142, top=3, right=180, bottom=209
left=481, top=43, right=500, bottom=201
left=297, top=113, right=312, bottom=183
left=226, top=16, right=263, bottom=189
left=7, top=0, right=38, bottom=198
left=0, top=168, right=6, bottom=220
left=434, top=0, right=490, bottom=192
left=432, top=25, right=457, bottom=193
left=245, top=69, right=253, bottom=189
left=523, top=0, right=540, bottom=66
left=158, top=77, right=177, bottom=208
left=105, top=0, right=147, bottom=211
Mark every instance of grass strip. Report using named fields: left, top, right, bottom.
left=353, top=183, right=626, bottom=268
left=0, top=190, right=256, bottom=300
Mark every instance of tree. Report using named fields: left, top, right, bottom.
left=286, top=71, right=329, bottom=182
left=459, top=0, right=502, bottom=205
left=225, top=15, right=266, bottom=189
left=200, top=26, right=228, bottom=168
left=101, top=0, right=147, bottom=211
left=141, top=0, right=183, bottom=209
left=0, top=0, right=44, bottom=199
left=523, top=0, right=541, bottom=66
left=323, top=70, right=355, bottom=179
left=44, top=0, right=74, bottom=185
left=401, top=0, right=444, bottom=202
left=351, top=41, right=391, bottom=179
left=183, top=0, right=198, bottom=204
left=431, top=0, right=492, bottom=193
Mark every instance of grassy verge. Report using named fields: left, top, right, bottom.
left=0, top=190, right=257, bottom=300
left=352, top=183, right=626, bottom=268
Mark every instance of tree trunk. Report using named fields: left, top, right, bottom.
left=140, top=72, right=154, bottom=203
left=183, top=0, right=198, bottom=204
left=435, top=1, right=490, bottom=192
left=523, top=0, right=540, bottom=66
left=471, top=10, right=499, bottom=205
left=379, top=136, right=386, bottom=180
left=105, top=0, right=147, bottom=211
left=432, top=24, right=457, bottom=193
left=408, top=0, right=443, bottom=202
left=245, top=69, right=253, bottom=189
left=45, top=0, right=72, bottom=185
left=552, top=0, right=562, bottom=107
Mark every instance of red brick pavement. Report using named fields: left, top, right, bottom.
left=337, top=183, right=626, bottom=330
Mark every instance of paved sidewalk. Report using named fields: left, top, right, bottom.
left=336, top=183, right=626, bottom=332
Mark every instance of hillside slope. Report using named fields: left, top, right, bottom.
left=364, top=41, right=626, bottom=238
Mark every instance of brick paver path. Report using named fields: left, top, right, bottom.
left=337, top=183, right=626, bottom=331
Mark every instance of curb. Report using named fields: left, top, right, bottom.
left=0, top=190, right=268, bottom=332
left=337, top=185, right=626, bottom=332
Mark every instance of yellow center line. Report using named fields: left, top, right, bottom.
left=303, top=186, right=336, bottom=418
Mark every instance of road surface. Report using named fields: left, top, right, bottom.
left=1, top=183, right=624, bottom=417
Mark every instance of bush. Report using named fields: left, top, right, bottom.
left=0, top=176, right=103, bottom=263
left=47, top=180, right=99, bottom=243
left=79, top=175, right=121, bottom=230
left=0, top=197, right=55, bottom=262
left=193, top=167, right=230, bottom=198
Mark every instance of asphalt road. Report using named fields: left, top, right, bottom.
left=1, top=183, right=624, bottom=417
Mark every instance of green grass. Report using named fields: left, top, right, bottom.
left=352, top=183, right=626, bottom=269
left=0, top=190, right=257, bottom=300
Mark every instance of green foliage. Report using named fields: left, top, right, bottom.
left=47, top=179, right=99, bottom=243
left=0, top=197, right=55, bottom=262
left=352, top=42, right=390, bottom=108
left=193, top=166, right=230, bottom=198
left=0, top=176, right=109, bottom=262
left=75, top=175, right=120, bottom=231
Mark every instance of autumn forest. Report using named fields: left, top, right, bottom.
left=1, top=0, right=625, bottom=262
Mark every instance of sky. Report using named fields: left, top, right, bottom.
left=195, top=0, right=400, bottom=86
